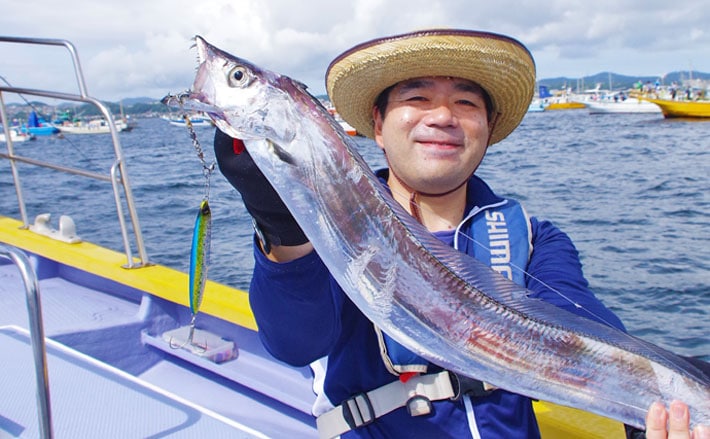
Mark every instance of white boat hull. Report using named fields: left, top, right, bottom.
left=0, top=129, right=35, bottom=142
left=585, top=98, right=661, bottom=114
left=56, top=119, right=130, bottom=134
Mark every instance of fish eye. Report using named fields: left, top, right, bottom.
left=228, top=66, right=250, bottom=87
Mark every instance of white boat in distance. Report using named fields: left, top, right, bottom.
left=55, top=118, right=131, bottom=134
left=527, top=99, right=546, bottom=112
left=0, top=127, right=36, bottom=142
left=580, top=94, right=661, bottom=114
left=162, top=115, right=214, bottom=127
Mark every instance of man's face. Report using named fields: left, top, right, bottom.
left=373, top=76, right=492, bottom=195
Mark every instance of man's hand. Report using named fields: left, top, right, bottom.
left=214, top=129, right=309, bottom=254
left=645, top=401, right=709, bottom=439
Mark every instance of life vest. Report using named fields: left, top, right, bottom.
left=378, top=198, right=532, bottom=376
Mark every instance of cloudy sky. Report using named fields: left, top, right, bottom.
left=1, top=0, right=708, bottom=103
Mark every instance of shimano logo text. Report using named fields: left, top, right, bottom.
left=485, top=211, right=513, bottom=280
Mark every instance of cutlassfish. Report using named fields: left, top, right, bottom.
left=163, top=36, right=709, bottom=429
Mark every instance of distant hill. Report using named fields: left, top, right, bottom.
left=120, top=96, right=160, bottom=105
left=538, top=71, right=710, bottom=92
left=120, top=71, right=709, bottom=103
left=6, top=71, right=709, bottom=120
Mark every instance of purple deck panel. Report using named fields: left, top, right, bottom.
left=0, top=252, right=318, bottom=438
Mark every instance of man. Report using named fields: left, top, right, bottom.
left=214, top=29, right=707, bottom=438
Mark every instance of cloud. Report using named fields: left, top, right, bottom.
left=1, top=0, right=708, bottom=102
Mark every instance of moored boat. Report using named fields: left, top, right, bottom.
left=545, top=99, right=586, bottom=111
left=0, top=35, right=629, bottom=439
left=323, top=101, right=359, bottom=135
left=583, top=95, right=661, bottom=114
left=162, top=114, right=214, bottom=127
left=21, top=111, right=60, bottom=136
left=527, top=99, right=546, bottom=112
left=329, top=109, right=358, bottom=135
left=55, top=118, right=130, bottom=134
left=336, top=115, right=358, bottom=135
left=636, top=96, right=710, bottom=118
left=0, top=127, right=35, bottom=142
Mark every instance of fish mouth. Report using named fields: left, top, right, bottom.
left=160, top=92, right=189, bottom=107
left=160, top=91, right=219, bottom=113
left=193, top=35, right=209, bottom=65
left=160, top=36, right=220, bottom=112
left=161, top=35, right=226, bottom=113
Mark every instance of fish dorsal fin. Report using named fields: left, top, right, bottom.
left=385, top=195, right=709, bottom=384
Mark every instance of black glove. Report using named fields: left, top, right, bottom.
left=214, top=129, right=307, bottom=251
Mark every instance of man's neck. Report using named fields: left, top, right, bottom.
left=388, top=176, right=467, bottom=232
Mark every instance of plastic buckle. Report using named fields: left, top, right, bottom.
left=342, top=393, right=375, bottom=430
left=406, top=395, right=432, bottom=417
left=448, top=372, right=494, bottom=400
left=252, top=219, right=271, bottom=254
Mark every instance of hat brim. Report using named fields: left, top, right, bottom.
left=326, top=29, right=536, bottom=145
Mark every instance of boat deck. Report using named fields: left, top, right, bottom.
left=0, top=265, right=140, bottom=335
left=0, top=326, right=267, bottom=438
left=0, top=246, right=318, bottom=438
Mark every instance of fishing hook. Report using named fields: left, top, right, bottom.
left=169, top=314, right=208, bottom=352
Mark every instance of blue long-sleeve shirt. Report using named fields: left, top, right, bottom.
left=249, top=173, right=625, bottom=438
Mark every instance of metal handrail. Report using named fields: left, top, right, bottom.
left=0, top=36, right=149, bottom=268
left=0, top=244, right=53, bottom=439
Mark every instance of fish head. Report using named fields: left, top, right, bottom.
left=168, top=35, right=300, bottom=145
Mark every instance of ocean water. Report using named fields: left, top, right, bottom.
left=1, top=112, right=708, bottom=360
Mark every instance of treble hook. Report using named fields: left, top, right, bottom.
left=169, top=314, right=207, bottom=353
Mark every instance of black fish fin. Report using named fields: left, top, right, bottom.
left=267, top=139, right=296, bottom=165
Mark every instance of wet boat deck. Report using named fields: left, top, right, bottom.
left=0, top=326, right=267, bottom=438
left=0, top=251, right=317, bottom=438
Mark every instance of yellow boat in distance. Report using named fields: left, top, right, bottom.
left=635, top=94, right=710, bottom=119
left=544, top=88, right=588, bottom=111
left=546, top=101, right=586, bottom=110
left=544, top=93, right=586, bottom=110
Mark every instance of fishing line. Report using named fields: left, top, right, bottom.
left=182, top=113, right=216, bottom=200
left=385, top=183, right=620, bottom=329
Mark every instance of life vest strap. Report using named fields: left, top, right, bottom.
left=316, top=371, right=464, bottom=439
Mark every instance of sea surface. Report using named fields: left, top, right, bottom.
left=1, top=111, right=708, bottom=360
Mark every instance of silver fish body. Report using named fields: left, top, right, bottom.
left=167, top=36, right=710, bottom=429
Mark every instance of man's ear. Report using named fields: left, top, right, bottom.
left=372, top=106, right=385, bottom=150
left=486, top=112, right=501, bottom=147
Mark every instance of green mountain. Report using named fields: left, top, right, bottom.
left=5, top=71, right=709, bottom=120
left=538, top=71, right=710, bottom=92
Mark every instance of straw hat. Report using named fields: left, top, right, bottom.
left=326, top=29, right=536, bottom=145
